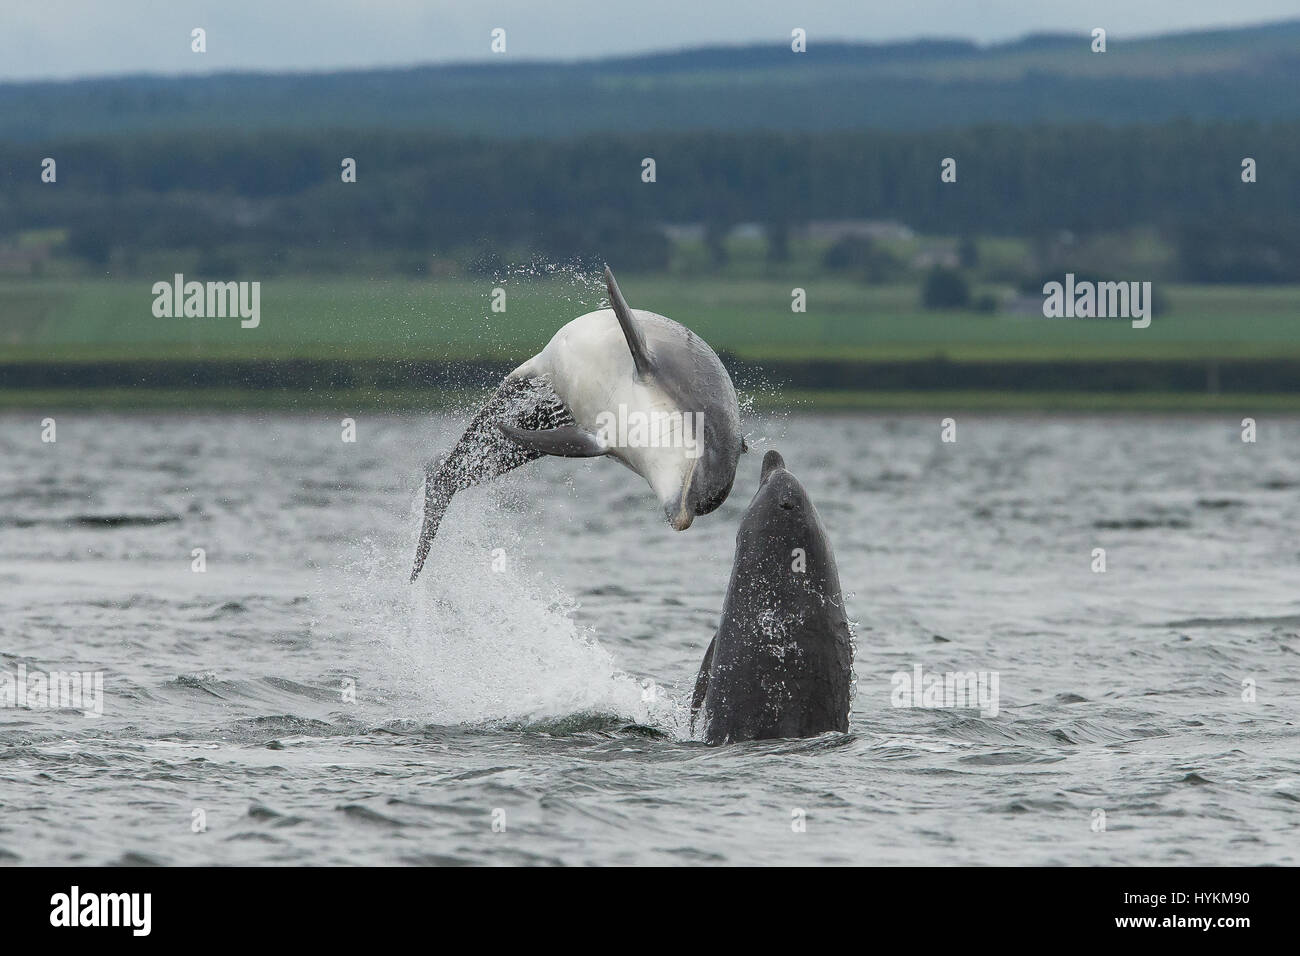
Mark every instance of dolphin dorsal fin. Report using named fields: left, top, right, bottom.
left=604, top=264, right=653, bottom=379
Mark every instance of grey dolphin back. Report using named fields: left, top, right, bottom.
left=604, top=264, right=654, bottom=379
left=604, top=265, right=745, bottom=522
left=410, top=377, right=572, bottom=582
left=691, top=453, right=853, bottom=744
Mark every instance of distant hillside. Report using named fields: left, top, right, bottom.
left=1, top=20, right=1299, bottom=140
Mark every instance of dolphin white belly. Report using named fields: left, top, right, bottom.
left=511, top=309, right=689, bottom=498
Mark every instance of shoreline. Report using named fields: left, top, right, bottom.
left=3, top=387, right=1298, bottom=413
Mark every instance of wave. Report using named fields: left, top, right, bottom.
left=0, top=513, right=181, bottom=529
left=1159, top=614, right=1300, bottom=629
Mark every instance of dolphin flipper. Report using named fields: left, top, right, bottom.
left=410, top=377, right=573, bottom=582
left=689, top=632, right=717, bottom=735
left=496, top=423, right=607, bottom=458
left=604, top=264, right=653, bottom=379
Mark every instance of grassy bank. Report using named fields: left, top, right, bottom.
left=3, top=387, right=1299, bottom=414
left=3, top=276, right=1296, bottom=412
left=3, top=276, right=1298, bottom=363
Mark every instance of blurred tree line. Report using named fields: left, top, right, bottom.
left=1, top=121, right=1297, bottom=281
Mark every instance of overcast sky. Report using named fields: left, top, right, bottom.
left=3, top=0, right=1297, bottom=81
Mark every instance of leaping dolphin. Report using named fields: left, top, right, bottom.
left=691, top=450, right=853, bottom=744
left=411, top=265, right=745, bottom=581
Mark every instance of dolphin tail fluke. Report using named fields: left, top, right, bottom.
left=409, top=377, right=573, bottom=582
left=604, top=264, right=654, bottom=379
left=410, top=470, right=452, bottom=582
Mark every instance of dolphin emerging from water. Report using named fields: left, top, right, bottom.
left=411, top=265, right=745, bottom=581
left=691, top=450, right=853, bottom=744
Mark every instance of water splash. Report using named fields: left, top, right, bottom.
left=346, top=480, right=684, bottom=734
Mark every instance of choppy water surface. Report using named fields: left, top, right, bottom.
left=1, top=410, right=1297, bottom=865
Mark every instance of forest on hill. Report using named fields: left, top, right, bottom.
left=3, top=122, right=1297, bottom=282
left=1, top=20, right=1298, bottom=140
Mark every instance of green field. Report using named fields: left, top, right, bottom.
left=2, top=276, right=1297, bottom=363
left=4, top=387, right=1298, bottom=413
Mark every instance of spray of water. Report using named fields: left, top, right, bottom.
left=344, top=462, right=685, bottom=734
